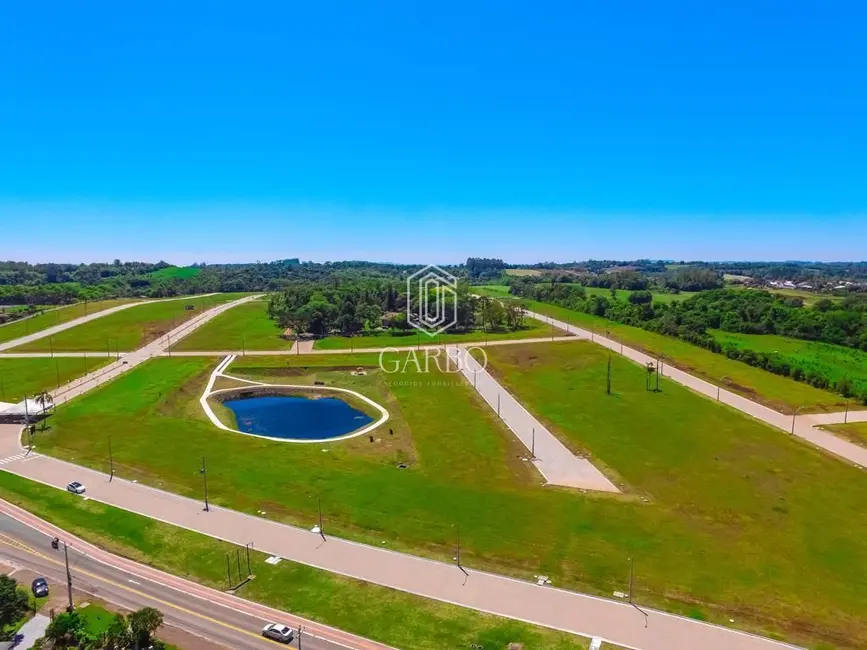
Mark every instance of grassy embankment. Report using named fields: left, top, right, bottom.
left=473, top=289, right=847, bottom=413
left=0, top=299, right=137, bottom=346
left=26, top=350, right=867, bottom=647
left=13, top=294, right=247, bottom=353
left=0, top=357, right=113, bottom=402
left=172, top=297, right=566, bottom=351
left=0, top=471, right=597, bottom=650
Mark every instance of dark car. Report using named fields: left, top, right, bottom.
left=31, top=577, right=49, bottom=597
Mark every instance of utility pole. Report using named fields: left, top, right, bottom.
left=109, top=436, right=114, bottom=482
left=455, top=523, right=461, bottom=567
left=628, top=556, right=635, bottom=604
left=55, top=358, right=61, bottom=391
left=606, top=352, right=612, bottom=395
left=297, top=627, right=303, bottom=650
left=226, top=553, right=231, bottom=588
left=64, top=542, right=74, bottom=612
left=318, top=495, right=324, bottom=539
left=200, top=457, right=209, bottom=511
left=49, top=336, right=54, bottom=359
left=791, top=406, right=802, bottom=434
left=531, top=427, right=535, bottom=458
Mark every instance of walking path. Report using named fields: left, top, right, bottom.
left=524, top=310, right=867, bottom=468
left=7, top=295, right=261, bottom=409
left=0, top=423, right=797, bottom=650
left=447, top=346, right=619, bottom=491
left=0, top=293, right=219, bottom=353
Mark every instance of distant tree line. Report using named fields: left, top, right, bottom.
left=508, top=283, right=867, bottom=403
left=503, top=266, right=724, bottom=292
left=268, top=279, right=526, bottom=338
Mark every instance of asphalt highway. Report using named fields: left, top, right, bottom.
left=0, top=511, right=385, bottom=650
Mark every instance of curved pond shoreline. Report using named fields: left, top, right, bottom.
left=201, top=367, right=390, bottom=443
left=222, top=393, right=374, bottom=441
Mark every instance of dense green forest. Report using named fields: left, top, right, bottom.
left=267, top=278, right=525, bottom=337
left=0, top=259, right=424, bottom=306
left=509, top=280, right=867, bottom=401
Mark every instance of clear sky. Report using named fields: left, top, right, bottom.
left=1, top=1, right=865, bottom=264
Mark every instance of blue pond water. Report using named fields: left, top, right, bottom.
left=223, top=394, right=374, bottom=441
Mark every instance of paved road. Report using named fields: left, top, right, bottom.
left=0, top=424, right=800, bottom=650
left=0, top=503, right=393, bottom=650
left=0, top=294, right=219, bottom=353
left=524, top=310, right=867, bottom=468
left=446, top=346, right=619, bottom=491
left=40, top=295, right=262, bottom=407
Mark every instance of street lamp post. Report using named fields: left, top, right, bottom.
left=792, top=406, right=803, bottom=434
left=64, top=542, right=74, bottom=612
left=200, top=457, right=210, bottom=511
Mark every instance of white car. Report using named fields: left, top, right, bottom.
left=66, top=481, right=86, bottom=495
left=262, top=623, right=294, bottom=643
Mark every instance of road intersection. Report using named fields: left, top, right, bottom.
left=0, top=294, right=863, bottom=649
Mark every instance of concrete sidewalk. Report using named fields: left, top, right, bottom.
left=0, top=429, right=798, bottom=650
left=0, top=293, right=218, bottom=353
left=525, top=310, right=867, bottom=468
left=447, top=346, right=619, bottom=491
left=44, top=295, right=262, bottom=408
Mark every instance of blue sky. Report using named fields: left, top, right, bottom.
left=1, top=1, right=865, bottom=264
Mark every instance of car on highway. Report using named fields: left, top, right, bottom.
left=31, top=577, right=49, bottom=597
left=262, top=623, right=294, bottom=643
left=66, top=481, right=86, bottom=495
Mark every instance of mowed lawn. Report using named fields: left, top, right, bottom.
left=12, top=294, right=246, bottom=352
left=0, top=357, right=112, bottom=402
left=0, top=299, right=137, bottom=345
left=520, top=299, right=845, bottom=412
left=0, top=474, right=600, bottom=650
left=711, top=329, right=867, bottom=398
left=477, top=341, right=867, bottom=647
left=171, top=299, right=291, bottom=351
left=33, top=352, right=867, bottom=647
left=824, top=421, right=867, bottom=448
left=314, top=316, right=565, bottom=350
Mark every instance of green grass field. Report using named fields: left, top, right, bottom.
left=12, top=294, right=246, bottom=353
left=0, top=299, right=137, bottom=345
left=711, top=330, right=867, bottom=397
left=515, top=299, right=844, bottom=412
left=475, top=341, right=867, bottom=647
left=147, top=266, right=202, bottom=280
left=823, top=422, right=867, bottom=448
left=29, top=350, right=867, bottom=647
left=0, top=357, right=112, bottom=402
left=0, top=473, right=600, bottom=650
left=475, top=284, right=514, bottom=296
left=504, top=268, right=543, bottom=277
left=475, top=285, right=697, bottom=304
left=314, top=316, right=564, bottom=350
left=171, top=299, right=291, bottom=351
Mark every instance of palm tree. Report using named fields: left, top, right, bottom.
left=35, top=391, right=54, bottom=430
